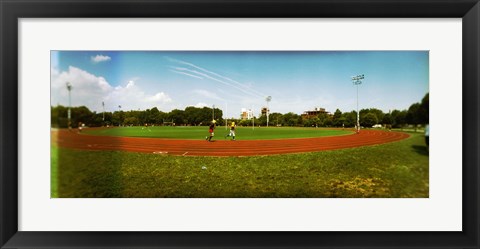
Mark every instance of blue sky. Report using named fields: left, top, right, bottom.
left=51, top=51, right=428, bottom=118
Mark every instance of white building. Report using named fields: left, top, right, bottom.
left=241, top=108, right=254, bottom=120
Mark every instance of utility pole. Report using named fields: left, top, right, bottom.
left=351, top=74, right=364, bottom=133
left=66, top=82, right=72, bottom=130
left=212, top=104, right=215, bottom=121
left=102, top=101, right=105, bottom=123
left=266, top=96, right=272, bottom=127
left=118, top=105, right=122, bottom=126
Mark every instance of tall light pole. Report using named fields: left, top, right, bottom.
left=265, top=96, right=272, bottom=127
left=66, top=82, right=72, bottom=130
left=351, top=74, right=364, bottom=133
left=212, top=104, right=215, bottom=121
left=102, top=101, right=105, bottom=123
left=118, top=105, right=122, bottom=126
left=252, top=105, right=255, bottom=130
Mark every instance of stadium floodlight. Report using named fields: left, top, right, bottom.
left=251, top=106, right=255, bottom=130
left=118, top=105, right=122, bottom=126
left=351, top=74, right=364, bottom=133
left=102, top=101, right=105, bottom=122
left=265, top=96, right=272, bottom=127
left=212, top=104, right=215, bottom=121
left=66, top=82, right=72, bottom=129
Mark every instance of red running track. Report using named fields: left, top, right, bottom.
left=52, top=129, right=410, bottom=157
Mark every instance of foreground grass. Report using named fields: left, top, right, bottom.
left=82, top=126, right=353, bottom=140
left=51, top=133, right=428, bottom=198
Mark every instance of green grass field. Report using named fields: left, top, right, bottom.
left=51, top=132, right=429, bottom=198
left=82, top=126, right=353, bottom=140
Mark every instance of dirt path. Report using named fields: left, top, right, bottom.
left=51, top=129, right=410, bottom=156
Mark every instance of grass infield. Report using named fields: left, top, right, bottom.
left=51, top=132, right=428, bottom=198
left=82, top=126, right=353, bottom=140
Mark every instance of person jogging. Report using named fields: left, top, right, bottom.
left=205, top=120, right=216, bottom=142
left=225, top=122, right=236, bottom=141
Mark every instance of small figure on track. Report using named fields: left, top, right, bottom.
left=205, top=120, right=216, bottom=142
left=225, top=122, right=236, bottom=141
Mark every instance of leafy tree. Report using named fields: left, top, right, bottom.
left=257, top=115, right=267, bottom=126
left=51, top=105, right=68, bottom=128
left=367, top=108, right=385, bottom=123
left=168, top=109, right=185, bottom=125
left=361, top=113, right=378, bottom=127
left=282, top=112, right=300, bottom=126
left=269, top=112, right=283, bottom=126
left=341, top=111, right=357, bottom=127
left=382, top=113, right=393, bottom=125
left=407, top=103, right=421, bottom=126
left=185, top=106, right=205, bottom=125
left=147, top=107, right=161, bottom=124
left=124, top=117, right=139, bottom=126
left=332, top=109, right=342, bottom=127
left=317, top=113, right=329, bottom=127
left=418, top=93, right=429, bottom=124
left=72, top=106, right=93, bottom=127
left=391, top=109, right=407, bottom=128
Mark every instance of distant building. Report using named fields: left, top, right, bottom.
left=301, top=107, right=329, bottom=119
left=241, top=108, right=254, bottom=120
left=261, top=107, right=270, bottom=116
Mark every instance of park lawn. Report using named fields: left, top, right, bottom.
left=51, top=132, right=428, bottom=198
left=81, top=126, right=353, bottom=140
left=51, top=146, right=59, bottom=198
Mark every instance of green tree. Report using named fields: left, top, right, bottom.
left=184, top=106, right=204, bottom=125
left=317, top=113, right=329, bottom=127
left=332, top=109, right=342, bottom=127
left=382, top=113, right=393, bottom=125
left=341, top=111, right=357, bottom=127
left=282, top=112, right=300, bottom=126
left=407, top=103, right=421, bottom=129
left=168, top=109, right=185, bottom=125
left=124, top=117, right=139, bottom=126
left=391, top=109, right=407, bottom=128
left=269, top=112, right=283, bottom=126
left=51, top=105, right=68, bottom=128
left=418, top=93, right=429, bottom=124
left=72, top=106, right=93, bottom=127
left=361, top=113, right=378, bottom=127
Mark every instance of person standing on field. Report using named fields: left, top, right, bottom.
left=225, top=122, right=236, bottom=141
left=206, top=120, right=216, bottom=142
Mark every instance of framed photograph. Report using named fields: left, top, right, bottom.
left=1, top=0, right=478, bottom=248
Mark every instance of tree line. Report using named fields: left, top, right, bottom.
left=51, top=93, right=428, bottom=129
left=51, top=105, right=224, bottom=128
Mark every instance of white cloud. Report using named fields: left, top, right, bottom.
left=146, top=92, right=172, bottom=103
left=91, top=55, right=111, bottom=63
left=51, top=66, right=112, bottom=110
left=194, top=102, right=209, bottom=108
left=51, top=66, right=173, bottom=112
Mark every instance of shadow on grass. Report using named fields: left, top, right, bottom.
left=411, top=145, right=429, bottom=156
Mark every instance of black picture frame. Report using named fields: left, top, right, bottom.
left=1, top=0, right=478, bottom=248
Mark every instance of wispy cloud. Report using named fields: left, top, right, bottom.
left=166, top=57, right=266, bottom=99
left=91, top=55, right=111, bottom=63
left=169, top=69, right=203, bottom=79
left=193, top=89, right=225, bottom=101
